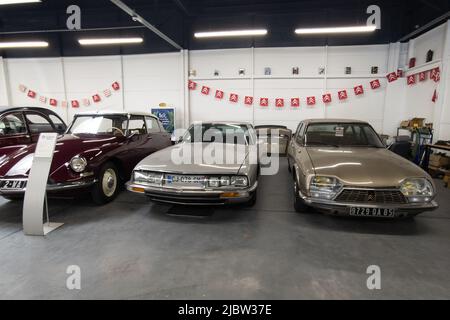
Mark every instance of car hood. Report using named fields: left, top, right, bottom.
left=307, top=147, right=431, bottom=188
left=135, top=142, right=249, bottom=175
left=0, top=134, right=124, bottom=178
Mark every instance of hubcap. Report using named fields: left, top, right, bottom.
left=102, top=168, right=117, bottom=198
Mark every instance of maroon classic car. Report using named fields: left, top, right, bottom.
left=0, top=107, right=67, bottom=157
left=0, top=111, right=171, bottom=204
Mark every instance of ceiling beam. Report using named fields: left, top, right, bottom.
left=110, top=0, right=183, bottom=50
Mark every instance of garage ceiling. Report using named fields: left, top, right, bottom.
left=0, top=0, right=448, bottom=57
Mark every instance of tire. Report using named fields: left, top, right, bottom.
left=246, top=190, right=257, bottom=207
left=2, top=196, right=22, bottom=202
left=92, top=162, right=120, bottom=205
left=293, top=179, right=309, bottom=213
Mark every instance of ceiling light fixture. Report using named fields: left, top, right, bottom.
left=78, top=38, right=144, bottom=46
left=0, top=0, right=41, bottom=5
left=0, top=41, right=48, bottom=48
left=295, top=25, right=377, bottom=35
left=194, top=29, right=268, bottom=38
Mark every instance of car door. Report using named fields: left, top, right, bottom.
left=290, top=122, right=312, bottom=193
left=24, top=112, right=57, bottom=143
left=126, top=115, right=157, bottom=167
left=0, top=111, right=31, bottom=150
left=145, top=116, right=171, bottom=151
left=48, top=113, right=67, bottom=134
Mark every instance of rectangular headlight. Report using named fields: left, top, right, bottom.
left=309, top=176, right=342, bottom=200
left=231, top=176, right=248, bottom=187
left=133, top=171, right=163, bottom=186
left=208, top=177, right=221, bottom=188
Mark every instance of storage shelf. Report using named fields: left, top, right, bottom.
left=406, top=59, right=442, bottom=74
left=189, top=74, right=383, bottom=81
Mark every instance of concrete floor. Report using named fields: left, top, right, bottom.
left=0, top=159, right=449, bottom=300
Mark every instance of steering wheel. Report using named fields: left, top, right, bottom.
left=111, top=127, right=125, bottom=136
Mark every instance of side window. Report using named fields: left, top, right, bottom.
left=25, top=113, right=54, bottom=134
left=0, top=113, right=27, bottom=136
left=295, top=123, right=304, bottom=144
left=145, top=117, right=161, bottom=133
left=128, top=116, right=146, bottom=135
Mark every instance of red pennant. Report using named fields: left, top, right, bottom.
left=188, top=80, right=197, bottom=90
left=322, top=93, right=332, bottom=103
left=432, top=90, right=437, bottom=103
left=397, top=69, right=404, bottom=78
left=419, top=71, right=427, bottom=82
left=260, top=98, right=269, bottom=107
left=229, top=93, right=238, bottom=103
left=27, top=90, right=36, bottom=98
left=244, top=96, right=253, bottom=105
left=386, top=72, right=398, bottom=83
left=92, top=94, right=101, bottom=103
left=215, top=90, right=224, bottom=99
left=370, top=79, right=381, bottom=89
left=291, top=98, right=300, bottom=107
left=338, top=90, right=348, bottom=100
left=407, top=75, right=416, bottom=85
left=49, top=99, right=58, bottom=107
left=354, top=85, right=364, bottom=96
left=112, top=81, right=120, bottom=91
left=431, top=68, right=440, bottom=82
left=307, top=96, right=316, bottom=106
left=201, top=86, right=210, bottom=95
left=71, top=100, right=80, bottom=108
left=275, top=98, right=284, bottom=108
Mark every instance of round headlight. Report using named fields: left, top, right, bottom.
left=70, top=156, right=87, bottom=173
left=400, top=178, right=434, bottom=201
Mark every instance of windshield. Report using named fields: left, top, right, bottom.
left=305, top=123, right=384, bottom=148
left=69, top=115, right=128, bottom=136
left=182, top=123, right=252, bottom=145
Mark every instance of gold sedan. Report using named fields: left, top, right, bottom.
left=287, top=119, right=438, bottom=218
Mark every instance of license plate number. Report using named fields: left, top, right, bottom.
left=0, top=180, right=27, bottom=190
left=349, top=207, right=396, bottom=218
left=166, top=175, right=205, bottom=187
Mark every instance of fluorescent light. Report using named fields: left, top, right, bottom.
left=194, top=29, right=268, bottom=38
left=295, top=25, right=377, bottom=35
left=0, top=0, right=41, bottom=5
left=78, top=38, right=144, bottom=46
left=0, top=41, right=48, bottom=48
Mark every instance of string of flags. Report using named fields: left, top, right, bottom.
left=190, top=66, right=441, bottom=107
left=18, top=81, right=121, bottom=108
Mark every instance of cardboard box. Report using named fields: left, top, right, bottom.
left=410, top=118, right=425, bottom=128
left=429, top=154, right=450, bottom=168
left=400, top=120, right=410, bottom=128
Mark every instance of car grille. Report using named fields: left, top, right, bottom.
left=335, top=189, right=407, bottom=204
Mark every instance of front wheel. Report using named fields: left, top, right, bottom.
left=92, top=162, right=120, bottom=205
left=246, top=190, right=257, bottom=207
left=293, top=180, right=309, bottom=213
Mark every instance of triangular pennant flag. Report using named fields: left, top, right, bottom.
left=307, top=96, right=316, bottom=106
left=215, top=90, right=224, bottom=99
left=291, top=98, right=300, bottom=107
left=370, top=79, right=381, bottom=89
left=244, top=96, right=253, bottom=105
left=275, top=98, right=284, bottom=108
left=229, top=93, right=238, bottom=103
left=201, top=86, right=210, bottom=95
left=260, top=98, right=269, bottom=107
left=322, top=93, right=332, bottom=103
left=338, top=90, right=348, bottom=100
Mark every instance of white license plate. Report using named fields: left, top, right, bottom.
left=0, top=180, right=27, bottom=191
left=165, top=175, right=206, bottom=187
left=349, top=207, right=396, bottom=218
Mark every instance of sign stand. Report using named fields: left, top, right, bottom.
left=23, top=133, right=64, bottom=236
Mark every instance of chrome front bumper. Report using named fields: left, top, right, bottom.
left=0, top=178, right=97, bottom=196
left=126, top=181, right=258, bottom=206
left=298, top=190, right=438, bottom=217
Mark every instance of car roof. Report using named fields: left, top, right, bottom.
left=191, top=121, right=253, bottom=127
left=302, top=118, right=369, bottom=125
left=0, top=106, right=61, bottom=116
left=75, top=110, right=157, bottom=118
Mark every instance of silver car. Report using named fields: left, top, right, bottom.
left=127, top=122, right=259, bottom=206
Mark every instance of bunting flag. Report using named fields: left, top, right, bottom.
left=103, top=89, right=112, bottom=97
left=61, top=101, right=68, bottom=108
left=83, top=98, right=91, bottom=107
left=354, top=85, right=364, bottom=96
left=322, top=94, right=332, bottom=104
left=112, top=81, right=120, bottom=91
left=188, top=80, right=197, bottom=90
left=370, top=79, right=381, bottom=90
left=19, top=84, right=27, bottom=93
left=215, top=90, right=224, bottom=99
left=387, top=72, right=398, bottom=83
left=307, top=97, right=316, bottom=106
left=430, top=67, right=440, bottom=82
left=93, top=94, right=101, bottom=103
left=432, top=90, right=438, bottom=103
left=407, top=75, right=416, bottom=85
left=244, top=96, right=253, bottom=105
left=27, top=90, right=36, bottom=98
left=229, top=93, right=239, bottom=103
left=338, top=90, right=348, bottom=100
left=39, top=96, right=47, bottom=104
left=419, top=71, right=427, bottom=82
left=275, top=98, right=284, bottom=108
left=49, top=98, right=58, bottom=107
left=260, top=98, right=269, bottom=107
left=291, top=98, right=300, bottom=107
left=71, top=100, right=80, bottom=108
left=201, top=86, right=210, bottom=95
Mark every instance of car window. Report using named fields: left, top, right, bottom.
left=183, top=124, right=251, bottom=145
left=295, top=123, right=304, bottom=145
left=128, top=116, right=147, bottom=135
left=70, top=115, right=128, bottom=136
left=145, top=117, right=161, bottom=133
left=0, top=113, right=27, bottom=136
left=25, top=113, right=54, bottom=134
